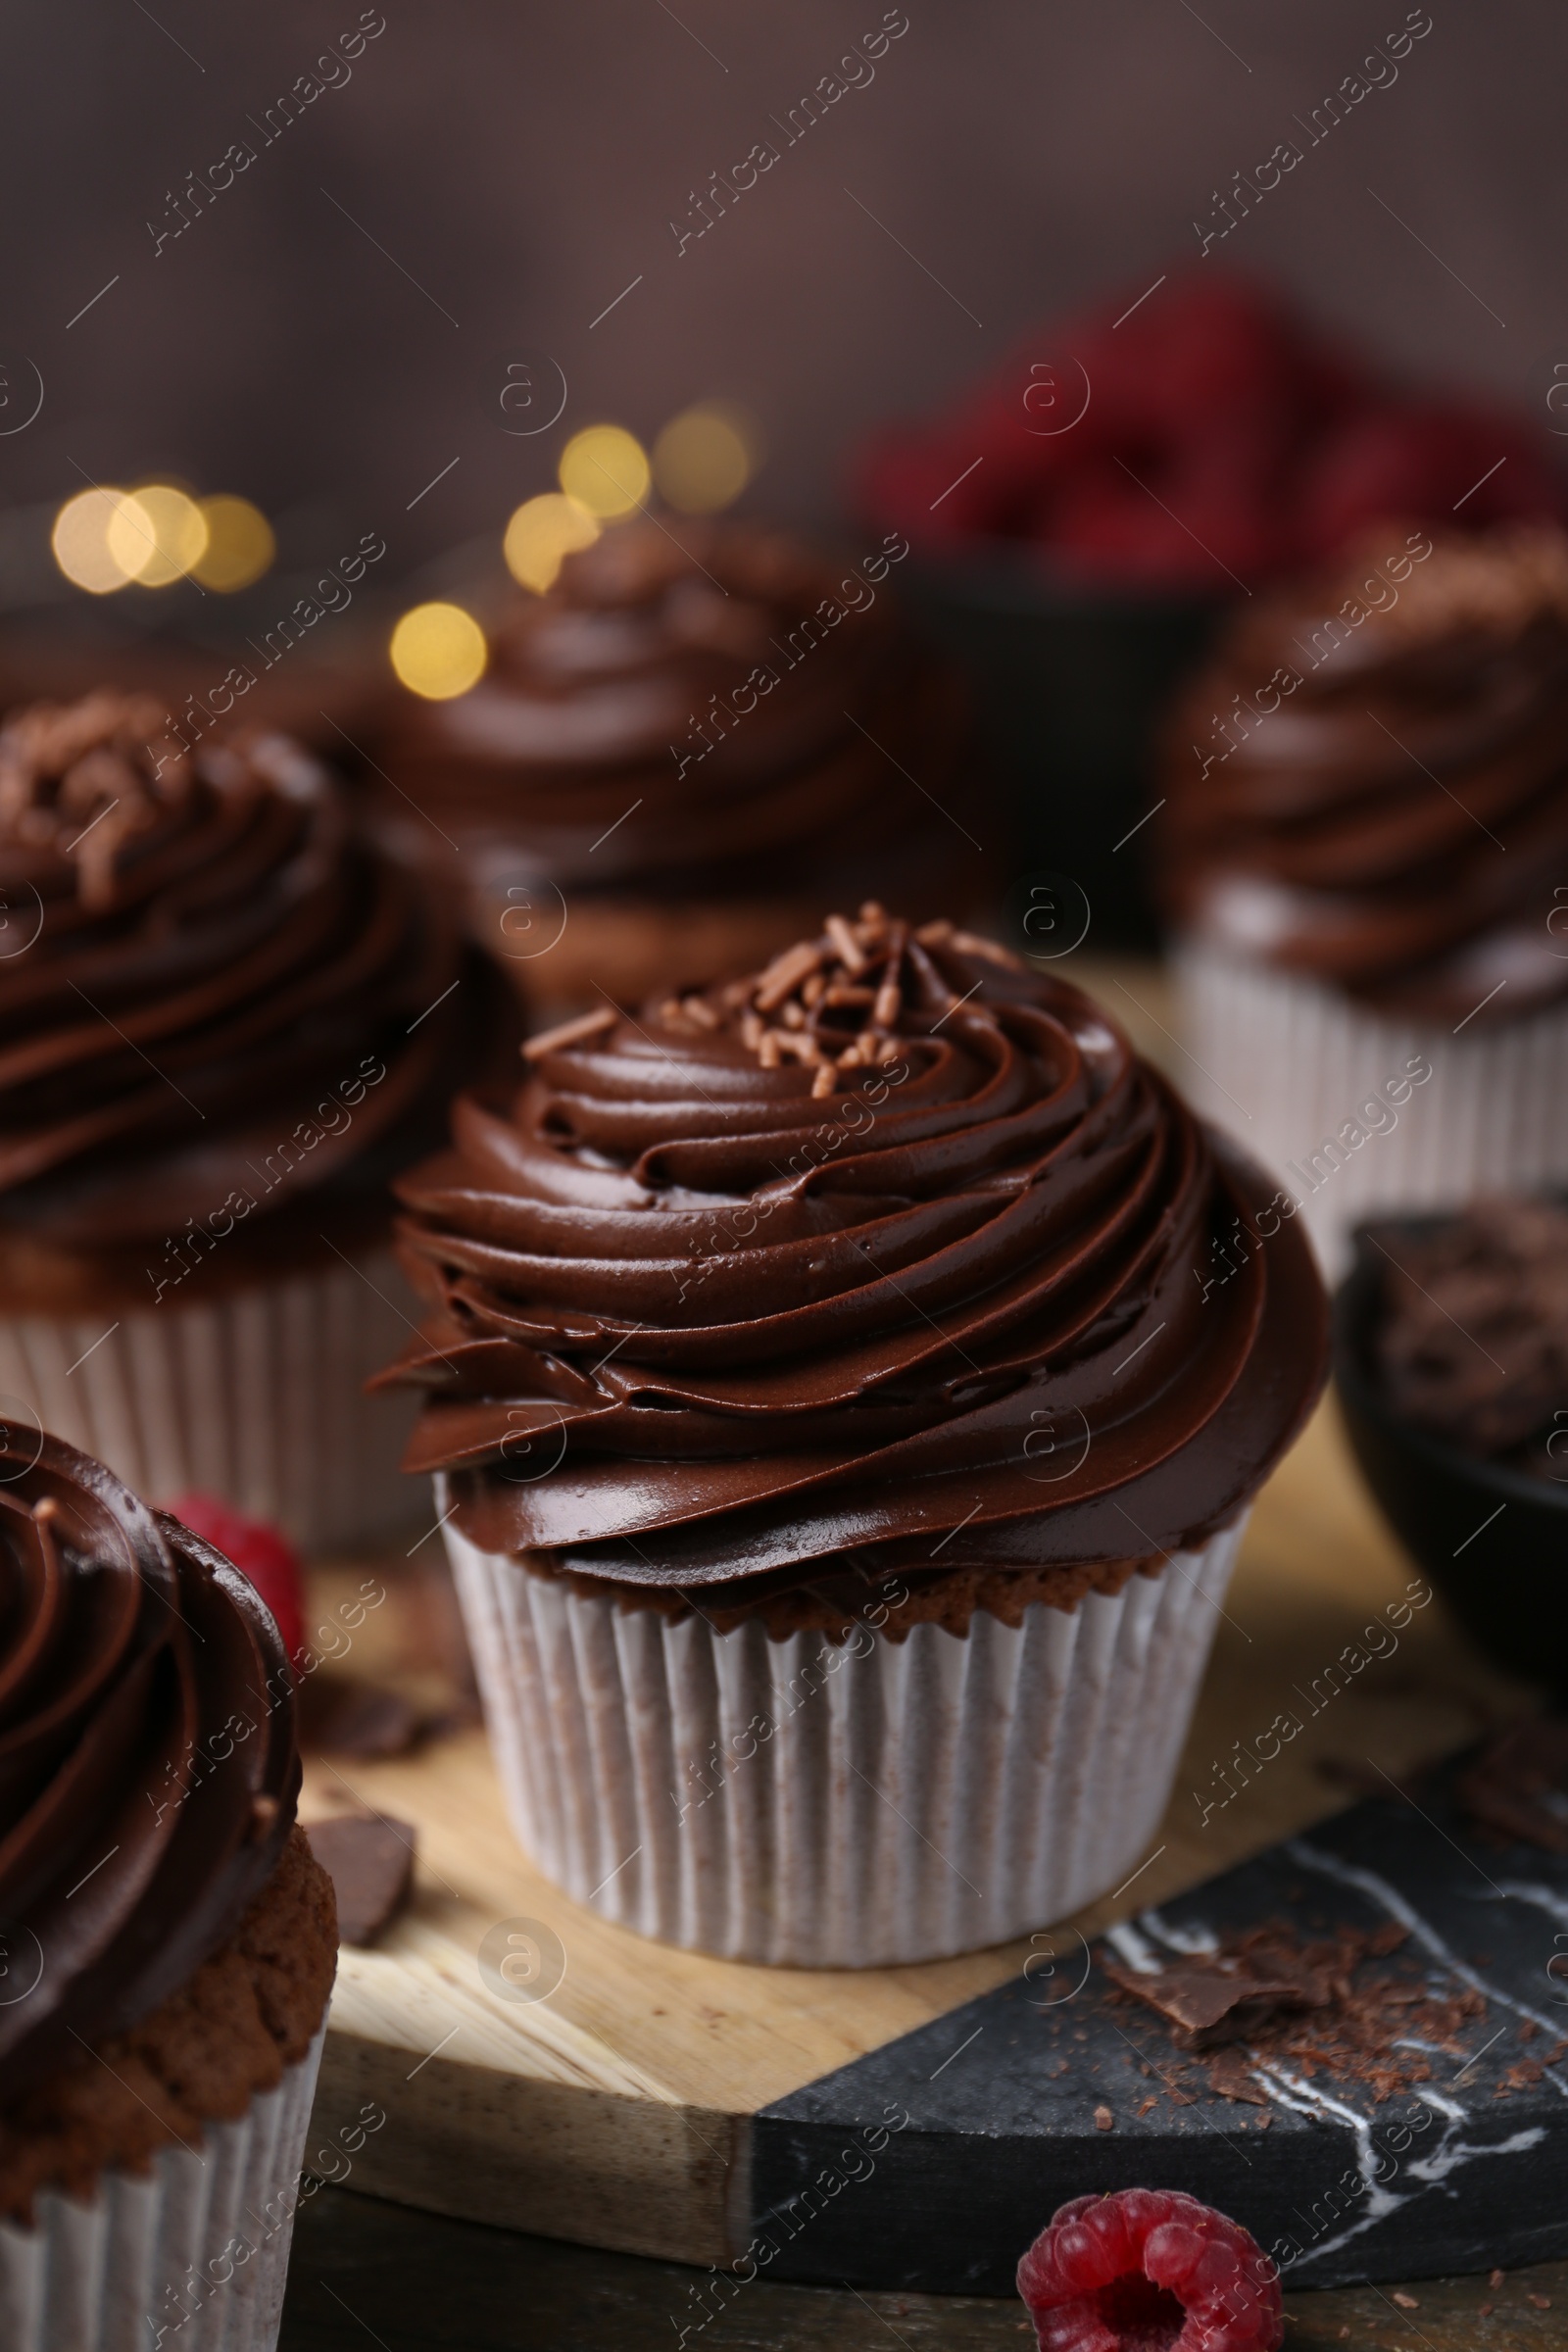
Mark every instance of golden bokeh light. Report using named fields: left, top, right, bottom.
left=389, top=602, right=487, bottom=700
left=558, top=423, right=650, bottom=518
left=107, top=484, right=208, bottom=587
left=193, top=495, right=275, bottom=591
left=52, top=488, right=149, bottom=595
left=652, top=402, right=762, bottom=514
left=503, top=492, right=601, bottom=594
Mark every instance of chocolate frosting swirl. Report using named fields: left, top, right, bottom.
left=1161, top=527, right=1568, bottom=1022
left=380, top=518, right=975, bottom=901
left=385, top=911, right=1325, bottom=1606
left=0, top=692, right=470, bottom=1248
left=0, top=1432, right=297, bottom=2099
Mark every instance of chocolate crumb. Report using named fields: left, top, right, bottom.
left=1093, top=2105, right=1113, bottom=2132
left=1490, top=2267, right=1506, bottom=2288
left=1391, top=2289, right=1419, bottom=2308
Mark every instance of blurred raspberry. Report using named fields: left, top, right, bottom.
left=852, top=270, right=1564, bottom=589
left=1071, top=272, right=1364, bottom=460
left=1298, top=401, right=1566, bottom=560
left=1017, top=2186, right=1283, bottom=2350
left=170, top=1491, right=307, bottom=1665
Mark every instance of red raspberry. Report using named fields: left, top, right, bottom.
left=1299, top=400, right=1566, bottom=560
left=169, top=1491, right=307, bottom=1666
left=1017, top=2187, right=1283, bottom=2351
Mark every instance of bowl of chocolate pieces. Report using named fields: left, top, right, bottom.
left=1334, top=1194, right=1568, bottom=1686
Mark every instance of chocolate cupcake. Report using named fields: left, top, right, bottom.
left=380, top=909, right=1326, bottom=1965
left=0, top=1432, right=337, bottom=2351
left=1162, top=524, right=1568, bottom=1273
left=374, top=517, right=985, bottom=1012
left=0, top=691, right=497, bottom=1546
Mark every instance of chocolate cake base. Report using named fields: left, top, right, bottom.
left=0, top=1827, right=337, bottom=2225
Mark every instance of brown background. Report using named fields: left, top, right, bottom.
left=0, top=1, right=1561, bottom=596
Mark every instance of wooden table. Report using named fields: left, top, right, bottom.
left=279, top=2187, right=1568, bottom=2348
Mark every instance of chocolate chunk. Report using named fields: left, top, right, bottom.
left=1101, top=1956, right=1325, bottom=2049
left=1456, top=1718, right=1568, bottom=1853
left=306, top=1814, right=416, bottom=1945
left=300, top=1674, right=424, bottom=1759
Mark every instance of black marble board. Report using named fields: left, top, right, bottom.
left=751, top=1751, right=1568, bottom=2296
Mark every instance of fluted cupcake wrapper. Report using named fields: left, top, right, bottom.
left=0, top=1253, right=418, bottom=1553
left=1174, top=940, right=1568, bottom=1282
left=0, top=2027, right=324, bottom=2352
left=443, top=1499, right=1246, bottom=1968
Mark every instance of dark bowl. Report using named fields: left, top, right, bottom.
left=901, top=552, right=1227, bottom=952
left=1334, top=1222, right=1568, bottom=1688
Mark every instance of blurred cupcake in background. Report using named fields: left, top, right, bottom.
left=370, top=513, right=989, bottom=1015
left=0, top=1433, right=336, bottom=2352
left=1160, top=524, right=1568, bottom=1274
left=0, top=690, right=502, bottom=1547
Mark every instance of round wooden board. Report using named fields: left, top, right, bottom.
left=298, top=1397, right=1544, bottom=2285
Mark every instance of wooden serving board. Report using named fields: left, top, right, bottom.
left=296, top=1396, right=1544, bottom=2282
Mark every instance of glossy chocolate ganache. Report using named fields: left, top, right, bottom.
left=381, top=518, right=976, bottom=905
left=0, top=1433, right=297, bottom=2102
left=1162, top=526, right=1568, bottom=1024
left=0, top=692, right=473, bottom=1286
left=386, top=911, right=1326, bottom=1618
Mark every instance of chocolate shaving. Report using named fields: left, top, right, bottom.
left=1100, top=1918, right=1502, bottom=2107
left=1206, top=2050, right=1271, bottom=2105
left=698, top=902, right=1024, bottom=1084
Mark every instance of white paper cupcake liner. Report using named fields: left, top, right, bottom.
left=443, top=1500, right=1247, bottom=1967
left=0, top=2026, right=324, bottom=2352
left=0, top=1251, right=418, bottom=1552
left=1174, top=940, right=1568, bottom=1280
